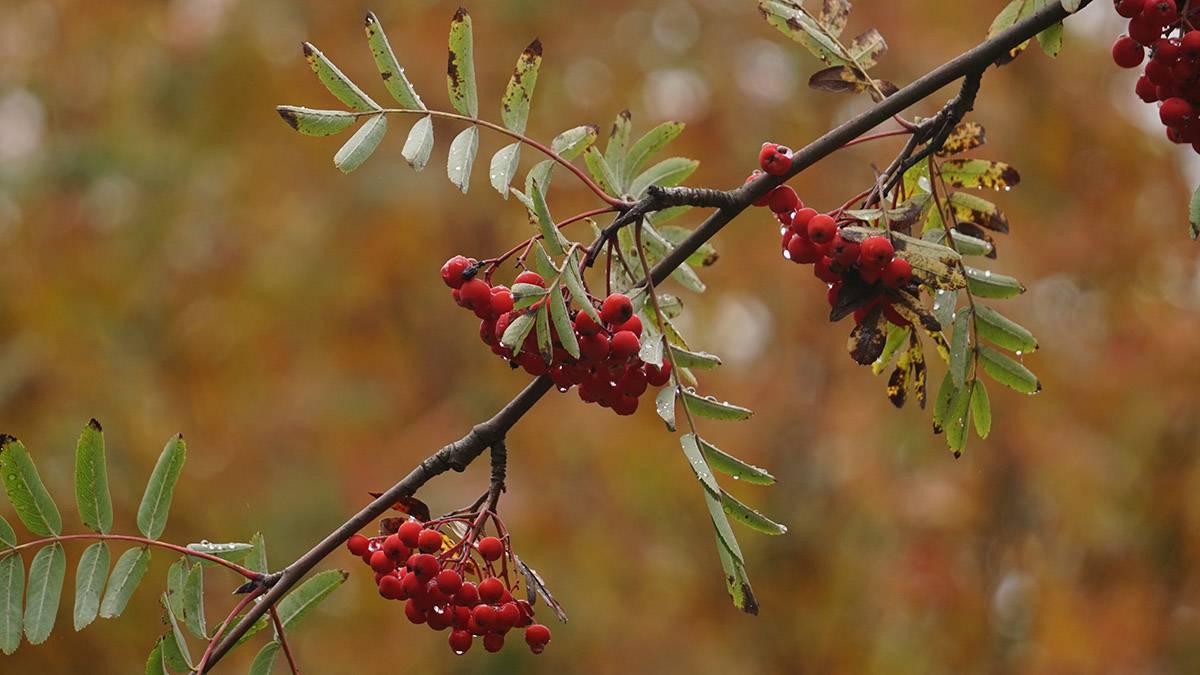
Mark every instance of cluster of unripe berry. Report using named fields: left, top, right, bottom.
left=441, top=255, right=672, bottom=415
left=1110, top=0, right=1200, bottom=152
left=752, top=144, right=915, bottom=327
left=347, top=519, right=551, bottom=655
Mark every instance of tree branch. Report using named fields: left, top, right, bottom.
left=202, top=1, right=1091, bottom=668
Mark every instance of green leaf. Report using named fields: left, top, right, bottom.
left=625, top=121, right=685, bottom=178
left=872, top=325, right=911, bottom=375
left=947, top=229, right=995, bottom=257
left=74, top=419, right=111, bottom=534
left=145, top=638, right=168, bottom=675
left=659, top=225, right=717, bottom=267
left=535, top=303, right=553, bottom=362
left=668, top=346, right=721, bottom=370
left=552, top=125, right=598, bottom=158
left=364, top=12, right=425, bottom=111
left=166, top=558, right=187, bottom=620
left=249, top=641, right=281, bottom=675
left=401, top=115, right=435, bottom=171
left=301, top=42, right=379, bottom=112
left=501, top=40, right=542, bottom=135
left=275, top=107, right=357, bottom=137
left=23, top=543, right=65, bottom=645
left=73, top=541, right=109, bottom=631
left=0, top=552, right=23, bottom=655
left=447, top=125, right=479, bottom=193
left=965, top=266, right=1025, bottom=298
left=0, top=437, right=62, bottom=536
left=186, top=541, right=254, bottom=566
left=604, top=110, right=633, bottom=187
left=629, top=157, right=699, bottom=199
left=649, top=205, right=692, bottom=226
left=512, top=283, right=549, bottom=311
left=945, top=380, right=973, bottom=455
left=583, top=146, right=619, bottom=196
left=137, top=434, right=186, bottom=540
left=932, top=371, right=956, bottom=434
left=446, top=8, right=478, bottom=117
left=182, top=562, right=205, bottom=639
left=938, top=159, right=1020, bottom=191
left=932, top=289, right=957, bottom=334
left=276, top=569, right=348, bottom=630
left=949, top=191, right=1009, bottom=233
left=1189, top=183, right=1200, bottom=240
left=758, top=0, right=848, bottom=65
left=721, top=491, right=787, bottom=535
left=334, top=113, right=388, bottom=174
left=0, top=515, right=13, bottom=548
left=655, top=385, right=677, bottom=432
left=971, top=379, right=992, bottom=439
left=1037, top=21, right=1063, bottom=58
left=979, top=345, right=1041, bottom=394
left=949, top=309, right=972, bottom=388
left=694, top=437, right=774, bottom=486
left=161, top=594, right=192, bottom=672
left=1063, top=0, right=1085, bottom=11
left=248, top=532, right=268, bottom=575
left=682, top=389, right=753, bottom=421
left=975, top=304, right=1038, bottom=353
left=549, top=287, right=580, bottom=360
left=489, top=143, right=522, bottom=198
left=561, top=250, right=600, bottom=323
left=500, top=313, right=536, bottom=355
left=987, top=0, right=1034, bottom=63
left=99, top=546, right=150, bottom=619
left=848, top=28, right=888, bottom=69
left=528, top=182, right=566, bottom=256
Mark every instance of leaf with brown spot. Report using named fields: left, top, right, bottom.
left=847, top=305, right=885, bottom=365
left=446, top=7, right=478, bottom=117
left=808, top=66, right=871, bottom=95
left=908, top=332, right=928, bottom=409
left=888, top=292, right=942, bottom=333
left=949, top=192, right=1010, bottom=233
left=829, top=271, right=880, bottom=322
left=367, top=494, right=431, bottom=521
left=848, top=28, right=887, bottom=69
left=501, top=39, right=542, bottom=135
left=953, top=222, right=999, bottom=258
left=886, top=365, right=907, bottom=408
left=840, top=226, right=966, bottom=291
left=758, top=0, right=848, bottom=65
left=869, top=80, right=899, bottom=101
left=817, top=0, right=852, bottom=36
left=938, top=159, right=1020, bottom=191
left=936, top=121, right=986, bottom=157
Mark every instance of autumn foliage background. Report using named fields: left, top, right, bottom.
left=1, top=0, right=1199, bottom=672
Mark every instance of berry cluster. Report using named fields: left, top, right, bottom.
left=1111, top=0, right=1200, bottom=152
left=441, top=255, right=672, bottom=415
left=750, top=144, right=916, bottom=328
left=347, top=517, right=551, bottom=655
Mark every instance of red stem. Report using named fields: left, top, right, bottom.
left=1, top=532, right=259, bottom=579
left=271, top=606, right=301, bottom=674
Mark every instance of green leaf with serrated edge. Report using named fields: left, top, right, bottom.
left=945, top=380, right=973, bottom=455
left=24, top=543, right=65, bottom=645
left=277, top=569, right=348, bottom=629
left=489, top=143, right=521, bottom=198
left=872, top=325, right=911, bottom=375
left=975, top=304, right=1038, bottom=353
left=0, top=437, right=61, bottom=537
left=185, top=541, right=254, bottom=565
left=161, top=594, right=192, bottom=671
left=275, top=107, right=357, bottom=137
left=682, top=389, right=753, bottom=421
left=1189, top=184, right=1200, bottom=240
left=501, top=313, right=536, bottom=355
left=501, top=40, right=541, bottom=135
left=625, top=121, right=685, bottom=178
left=971, top=379, right=993, bottom=439
left=584, top=146, right=619, bottom=195
left=0, top=552, right=23, bottom=655
left=145, top=638, right=168, bottom=675
left=100, top=546, right=150, bottom=618
left=249, top=641, right=281, bottom=675
left=696, top=436, right=774, bottom=485
left=138, top=435, right=185, bottom=540
left=605, top=110, right=633, bottom=187
left=0, top=516, right=13, bottom=548
left=669, top=346, right=721, bottom=370
left=938, top=159, right=1020, bottom=191
left=182, top=562, right=205, bottom=639
left=629, top=157, right=699, bottom=198
left=758, top=0, right=847, bottom=65
left=364, top=12, right=425, bottom=110
left=402, top=115, right=434, bottom=171
left=166, top=559, right=186, bottom=620
left=721, top=491, right=787, bottom=535
left=562, top=251, right=601, bottom=324
left=966, top=267, right=1024, bottom=298
left=73, top=541, right=109, bottom=631
left=74, top=419, right=111, bottom=534
left=949, top=309, right=972, bottom=388
left=979, top=345, right=1041, bottom=394
left=549, top=287, right=580, bottom=360
left=301, top=43, right=379, bottom=112
left=535, top=303, right=553, bottom=362
left=1037, top=21, right=1063, bottom=58
left=655, top=385, right=677, bottom=432
left=932, top=371, right=956, bottom=434
left=528, top=182, right=566, bottom=256
left=446, top=8, right=477, bottom=117
left=334, top=113, right=387, bottom=173
left=447, top=125, right=479, bottom=193
left=248, top=532, right=268, bottom=575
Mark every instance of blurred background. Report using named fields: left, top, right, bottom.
left=1, top=0, right=1199, bottom=672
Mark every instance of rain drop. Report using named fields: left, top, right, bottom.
left=984, top=270, right=992, bottom=278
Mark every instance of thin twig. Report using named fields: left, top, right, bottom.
left=270, top=606, right=301, bottom=675
left=0, top=533, right=259, bottom=580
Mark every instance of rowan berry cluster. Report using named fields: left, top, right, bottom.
left=1111, top=0, right=1200, bottom=151
left=441, top=255, right=672, bottom=415
left=752, top=143, right=915, bottom=328
left=346, top=518, right=551, bottom=655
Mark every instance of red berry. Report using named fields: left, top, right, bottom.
left=859, top=236, right=895, bottom=267
left=1144, top=0, right=1178, bottom=26
left=525, top=624, right=551, bottom=652
left=1183, top=30, right=1200, bottom=57
left=814, top=257, right=840, bottom=284
left=458, top=279, right=492, bottom=314
left=830, top=235, right=860, bottom=267
left=860, top=263, right=884, bottom=285
left=477, top=536, right=504, bottom=562
left=398, top=520, right=423, bottom=548
left=347, top=534, right=370, bottom=557
left=410, top=553, right=439, bottom=580
left=610, top=330, right=640, bottom=359
left=579, top=332, right=610, bottom=362
left=1116, top=0, right=1145, bottom=17
left=612, top=394, right=639, bottom=416
left=418, top=528, right=443, bottom=554
left=514, top=270, right=545, bottom=287
left=881, top=257, right=913, bottom=288
left=827, top=283, right=841, bottom=308
left=758, top=142, right=792, bottom=176
left=1161, top=97, right=1193, bottom=126
left=790, top=208, right=817, bottom=237
left=1129, top=17, right=1162, bottom=46
left=449, top=629, right=473, bottom=654
left=496, top=602, right=522, bottom=631
left=1153, top=37, right=1180, bottom=61
left=766, top=185, right=800, bottom=214
left=473, top=603, right=497, bottom=629
left=575, top=311, right=601, bottom=336
left=369, top=550, right=394, bottom=574
left=454, top=581, right=479, bottom=607
left=883, top=302, right=911, bottom=327
left=619, top=368, right=648, bottom=397
left=786, top=235, right=822, bottom=264
left=483, top=632, right=505, bottom=653
left=600, top=293, right=634, bottom=325
left=400, top=572, right=422, bottom=599
left=489, top=286, right=514, bottom=317
left=853, top=298, right=882, bottom=325
left=379, top=574, right=404, bottom=600
left=441, top=255, right=474, bottom=289
left=427, top=606, right=452, bottom=631
left=479, top=577, right=505, bottom=604
left=1136, top=75, right=1160, bottom=103
left=405, top=598, right=427, bottom=624
left=614, top=315, right=643, bottom=337
left=746, top=170, right=772, bottom=207
left=436, top=569, right=463, bottom=596
left=807, top=214, right=836, bottom=244
left=383, top=534, right=409, bottom=561
left=1113, top=35, right=1146, bottom=68
left=645, top=362, right=672, bottom=387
